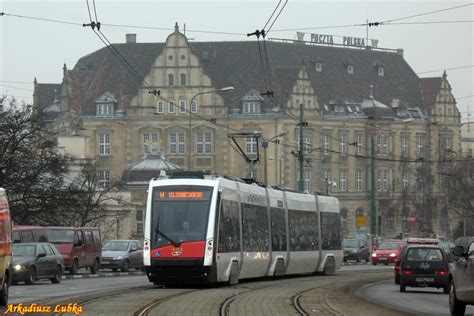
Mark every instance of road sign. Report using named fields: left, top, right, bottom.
left=356, top=216, right=367, bottom=228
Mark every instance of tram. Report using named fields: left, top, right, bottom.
left=143, top=172, right=342, bottom=285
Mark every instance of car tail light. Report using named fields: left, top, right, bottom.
left=401, top=270, right=414, bottom=275
left=435, top=270, right=448, bottom=276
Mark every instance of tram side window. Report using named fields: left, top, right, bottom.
left=242, top=202, right=269, bottom=252
left=289, top=210, right=318, bottom=251
left=321, top=212, right=342, bottom=250
left=270, top=207, right=287, bottom=252
left=218, top=199, right=240, bottom=253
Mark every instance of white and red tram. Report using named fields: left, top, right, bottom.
left=143, top=172, right=342, bottom=285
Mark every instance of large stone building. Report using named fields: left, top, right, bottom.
left=34, top=25, right=463, bottom=240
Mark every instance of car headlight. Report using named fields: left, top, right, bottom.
left=113, top=256, right=123, bottom=260
left=389, top=253, right=397, bottom=257
left=14, top=264, right=23, bottom=271
left=372, top=253, right=377, bottom=257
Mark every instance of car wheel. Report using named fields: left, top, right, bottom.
left=90, top=259, right=99, bottom=274
left=395, top=275, right=400, bottom=285
left=356, top=255, right=361, bottom=263
left=69, top=259, right=78, bottom=275
left=443, top=285, right=449, bottom=295
left=384, top=262, right=388, bottom=266
left=449, top=280, right=466, bottom=315
left=400, top=284, right=406, bottom=293
left=121, top=260, right=130, bottom=272
left=51, top=266, right=62, bottom=284
left=25, top=267, right=36, bottom=285
left=0, top=273, right=9, bottom=306
left=372, top=262, right=377, bottom=266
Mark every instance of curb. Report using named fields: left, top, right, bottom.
left=61, top=271, right=145, bottom=280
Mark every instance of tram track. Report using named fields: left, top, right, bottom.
left=134, top=289, right=202, bottom=316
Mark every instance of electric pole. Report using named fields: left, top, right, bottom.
left=298, top=104, right=305, bottom=191
left=370, top=136, right=377, bottom=240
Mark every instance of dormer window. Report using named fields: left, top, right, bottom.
left=315, top=62, right=322, bottom=72
left=97, top=103, right=114, bottom=116
left=335, top=105, right=345, bottom=113
left=243, top=102, right=257, bottom=113
left=378, top=66, right=384, bottom=77
left=347, top=65, right=354, bottom=75
left=95, top=92, right=117, bottom=116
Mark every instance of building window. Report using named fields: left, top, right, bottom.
left=168, top=100, right=176, bottom=113
left=136, top=211, right=143, bottom=235
left=191, top=100, right=198, bottom=113
left=179, top=100, right=186, bottom=113
left=340, top=169, right=347, bottom=191
left=340, top=133, right=347, bottom=155
left=355, top=134, right=363, bottom=156
left=196, top=132, right=213, bottom=154
left=96, top=103, right=114, bottom=116
left=180, top=74, right=186, bottom=87
left=99, top=133, right=110, bottom=155
left=143, top=133, right=158, bottom=155
left=402, top=172, right=409, bottom=190
left=246, top=136, right=257, bottom=154
left=156, top=101, right=164, bottom=113
left=168, top=74, right=174, bottom=86
left=335, top=105, right=345, bottom=113
left=322, top=134, right=331, bottom=154
left=376, top=135, right=389, bottom=156
left=401, top=135, right=409, bottom=158
left=315, top=62, right=322, bottom=72
left=98, top=169, right=110, bottom=188
left=347, top=65, right=354, bottom=74
left=298, top=134, right=311, bottom=154
left=243, top=102, right=256, bottom=113
left=356, top=169, right=363, bottom=191
left=377, top=169, right=390, bottom=192
left=416, top=135, right=425, bottom=158
left=298, top=169, right=312, bottom=191
left=378, top=67, right=384, bottom=77
left=322, top=169, right=331, bottom=190
left=169, top=132, right=185, bottom=154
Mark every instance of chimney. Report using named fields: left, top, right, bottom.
left=126, top=34, right=137, bottom=44
left=396, top=48, right=404, bottom=57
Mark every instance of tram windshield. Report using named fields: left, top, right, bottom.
left=151, top=185, right=213, bottom=248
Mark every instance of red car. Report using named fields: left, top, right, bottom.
left=371, top=241, right=404, bottom=265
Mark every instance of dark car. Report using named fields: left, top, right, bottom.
left=12, top=243, right=64, bottom=285
left=343, top=238, right=369, bottom=262
left=399, top=244, right=449, bottom=293
left=100, top=240, right=143, bottom=272
left=449, top=242, right=474, bottom=316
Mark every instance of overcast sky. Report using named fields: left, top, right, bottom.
left=1, top=0, right=472, bottom=121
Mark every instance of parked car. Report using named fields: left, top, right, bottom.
left=0, top=188, right=13, bottom=306
left=449, top=242, right=474, bottom=316
left=343, top=238, right=369, bottom=262
left=399, top=244, right=449, bottom=293
left=12, top=226, right=48, bottom=243
left=45, top=227, right=101, bottom=274
left=12, top=243, right=64, bottom=285
left=372, top=241, right=404, bottom=265
left=101, top=240, right=143, bottom=272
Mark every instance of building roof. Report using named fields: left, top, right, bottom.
left=34, top=31, right=424, bottom=116
left=420, top=77, right=442, bottom=115
left=121, top=155, right=182, bottom=186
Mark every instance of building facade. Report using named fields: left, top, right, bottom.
left=34, top=26, right=463, bottom=240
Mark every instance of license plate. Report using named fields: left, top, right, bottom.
left=416, top=277, right=434, bottom=282
left=379, top=257, right=387, bottom=260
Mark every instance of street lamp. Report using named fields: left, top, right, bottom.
left=262, top=131, right=287, bottom=185
left=188, top=86, right=234, bottom=171
left=324, top=177, right=337, bottom=195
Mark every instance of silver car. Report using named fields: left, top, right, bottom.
left=100, top=240, right=143, bottom=272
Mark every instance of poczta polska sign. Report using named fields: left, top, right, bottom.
left=296, top=32, right=379, bottom=48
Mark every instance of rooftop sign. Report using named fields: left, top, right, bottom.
left=296, top=32, right=379, bottom=48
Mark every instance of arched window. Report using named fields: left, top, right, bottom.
left=168, top=74, right=174, bottom=86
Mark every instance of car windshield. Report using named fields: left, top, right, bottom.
left=103, top=241, right=130, bottom=251
left=13, top=244, right=36, bottom=256
left=406, top=248, right=443, bottom=261
left=46, top=229, right=75, bottom=244
left=343, top=239, right=359, bottom=248
left=378, top=242, right=400, bottom=250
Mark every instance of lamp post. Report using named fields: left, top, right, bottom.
left=187, top=86, right=234, bottom=171
left=262, top=132, right=287, bottom=185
